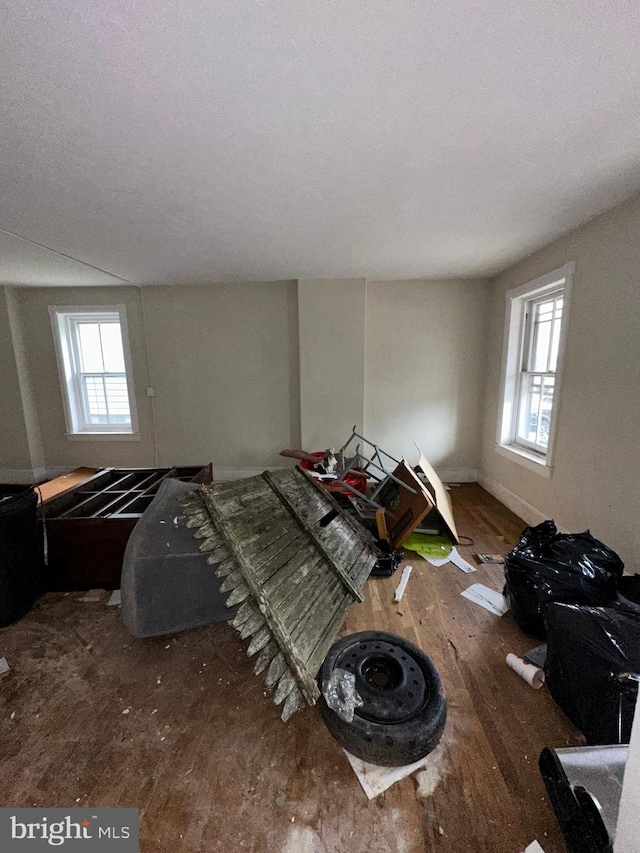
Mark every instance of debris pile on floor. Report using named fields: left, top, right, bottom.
left=496, top=517, right=640, bottom=853
left=182, top=466, right=381, bottom=720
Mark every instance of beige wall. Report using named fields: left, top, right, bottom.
left=10, top=286, right=157, bottom=471
left=479, top=193, right=640, bottom=565
left=1, top=283, right=299, bottom=476
left=365, top=280, right=490, bottom=474
left=142, top=282, right=299, bottom=470
left=0, top=287, right=32, bottom=473
left=0, top=277, right=490, bottom=481
left=298, top=280, right=366, bottom=450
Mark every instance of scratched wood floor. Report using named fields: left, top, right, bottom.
left=0, top=484, right=581, bottom=853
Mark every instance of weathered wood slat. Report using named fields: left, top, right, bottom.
left=248, top=530, right=305, bottom=572
left=266, top=471, right=330, bottom=522
left=353, top=546, right=379, bottom=586
left=223, top=506, right=289, bottom=540
left=261, top=470, right=364, bottom=602
left=262, top=550, right=323, bottom=603
left=246, top=625, right=272, bottom=657
left=184, top=510, right=208, bottom=529
left=253, top=639, right=279, bottom=676
left=206, top=476, right=272, bottom=498
left=236, top=521, right=297, bottom=558
left=316, top=524, right=364, bottom=581
left=293, top=465, right=381, bottom=549
left=306, top=596, right=357, bottom=676
left=211, top=555, right=235, bottom=574
left=281, top=572, right=344, bottom=657
left=226, top=582, right=251, bottom=607
left=265, top=652, right=288, bottom=689
left=274, top=670, right=297, bottom=706
left=232, top=600, right=261, bottom=630
left=281, top=686, right=304, bottom=721
left=238, top=610, right=265, bottom=640
left=219, top=570, right=246, bottom=594
left=185, top=468, right=380, bottom=720
left=215, top=490, right=279, bottom=520
left=262, top=558, right=328, bottom=645
left=199, top=488, right=321, bottom=706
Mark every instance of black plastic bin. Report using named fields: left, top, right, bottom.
left=0, top=486, right=44, bottom=627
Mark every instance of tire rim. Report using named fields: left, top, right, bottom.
left=335, top=637, right=429, bottom=724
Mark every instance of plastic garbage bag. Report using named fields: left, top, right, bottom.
left=544, top=602, right=640, bottom=744
left=503, top=520, right=623, bottom=637
left=321, top=668, right=364, bottom=723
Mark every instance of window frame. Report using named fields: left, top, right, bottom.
left=496, top=262, right=574, bottom=477
left=49, top=304, right=139, bottom=439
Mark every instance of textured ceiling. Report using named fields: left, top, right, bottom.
left=2, top=0, right=640, bottom=285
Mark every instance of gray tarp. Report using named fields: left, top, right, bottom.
left=121, top=478, right=233, bottom=638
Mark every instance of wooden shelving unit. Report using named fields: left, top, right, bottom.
left=39, top=465, right=212, bottom=590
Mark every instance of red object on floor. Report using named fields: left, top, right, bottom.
left=299, top=452, right=367, bottom=495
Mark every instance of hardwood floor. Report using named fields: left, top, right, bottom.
left=0, top=484, right=580, bottom=852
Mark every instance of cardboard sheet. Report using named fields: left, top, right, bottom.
left=378, top=460, right=434, bottom=547
left=416, top=449, right=460, bottom=543
left=37, top=467, right=99, bottom=503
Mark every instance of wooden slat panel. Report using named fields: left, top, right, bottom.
left=184, top=468, right=380, bottom=720
left=198, top=488, right=321, bottom=707
left=262, top=470, right=364, bottom=602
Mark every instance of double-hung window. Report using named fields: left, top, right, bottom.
left=50, top=305, right=138, bottom=437
left=497, top=263, right=574, bottom=475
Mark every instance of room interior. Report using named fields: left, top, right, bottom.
left=1, top=3, right=640, bottom=852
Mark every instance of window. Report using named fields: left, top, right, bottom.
left=497, top=263, right=574, bottom=475
left=50, top=305, right=138, bottom=437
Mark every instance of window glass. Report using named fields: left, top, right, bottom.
left=100, top=322, right=126, bottom=373
left=78, top=323, right=104, bottom=372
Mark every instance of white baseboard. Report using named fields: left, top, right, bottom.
left=437, top=468, right=478, bottom=483
left=477, top=471, right=557, bottom=528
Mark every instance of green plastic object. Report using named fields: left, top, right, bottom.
left=402, top=533, right=452, bottom=558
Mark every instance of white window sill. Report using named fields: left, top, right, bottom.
left=66, top=432, right=140, bottom=442
left=494, top=442, right=553, bottom=478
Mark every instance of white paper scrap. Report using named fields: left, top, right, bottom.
left=344, top=749, right=429, bottom=799
left=448, top=547, right=477, bottom=574
left=461, top=583, right=509, bottom=616
left=0, top=657, right=10, bottom=676
left=107, top=590, right=122, bottom=607
left=419, top=553, right=451, bottom=567
left=394, top=566, right=413, bottom=602
left=418, top=547, right=476, bottom=572
left=524, top=842, right=546, bottom=853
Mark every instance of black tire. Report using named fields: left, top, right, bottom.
left=318, top=631, right=447, bottom=766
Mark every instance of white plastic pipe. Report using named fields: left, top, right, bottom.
left=393, top=566, right=413, bottom=602
left=506, top=653, right=545, bottom=689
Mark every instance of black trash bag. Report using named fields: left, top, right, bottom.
left=544, top=602, right=640, bottom=744
left=370, top=542, right=403, bottom=578
left=0, top=487, right=44, bottom=627
left=503, top=520, right=623, bottom=637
